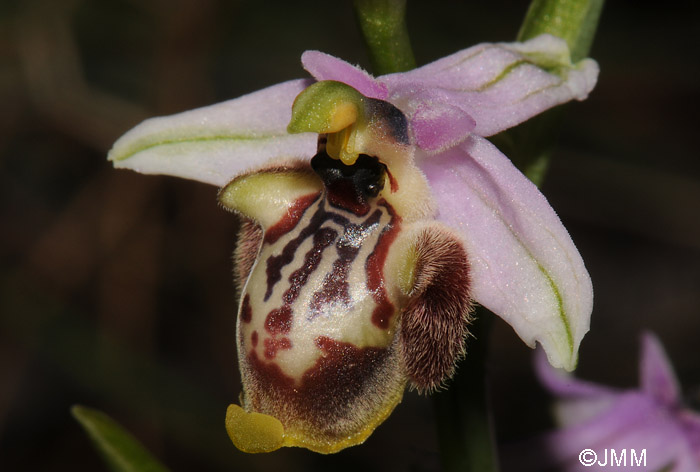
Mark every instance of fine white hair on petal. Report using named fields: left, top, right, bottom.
left=109, top=79, right=317, bottom=187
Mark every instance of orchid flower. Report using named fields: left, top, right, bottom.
left=108, top=34, right=597, bottom=453
left=504, top=333, right=700, bottom=471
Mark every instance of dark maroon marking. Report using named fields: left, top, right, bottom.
left=251, top=330, right=258, bottom=348
left=265, top=200, right=348, bottom=301
left=302, top=337, right=386, bottom=397
left=386, top=169, right=399, bottom=193
left=309, top=249, right=354, bottom=315
left=371, top=298, right=395, bottom=331
left=264, top=193, right=320, bottom=245
left=309, top=210, right=383, bottom=319
left=264, top=226, right=336, bottom=352
left=264, top=336, right=292, bottom=359
left=240, top=294, right=252, bottom=323
left=365, top=199, right=402, bottom=329
left=246, top=336, right=388, bottom=437
left=247, top=350, right=295, bottom=389
left=283, top=227, right=337, bottom=304
left=265, top=305, right=292, bottom=335
left=327, top=181, right=370, bottom=216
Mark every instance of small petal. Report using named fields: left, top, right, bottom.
left=640, top=332, right=681, bottom=406
left=385, top=83, right=476, bottom=153
left=418, top=135, right=593, bottom=370
left=302, top=51, right=388, bottom=100
left=411, top=101, right=476, bottom=152
left=108, top=79, right=317, bottom=186
left=381, top=34, right=599, bottom=138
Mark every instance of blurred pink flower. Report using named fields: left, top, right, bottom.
left=505, top=333, right=700, bottom=471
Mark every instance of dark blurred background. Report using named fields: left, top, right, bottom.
left=1, top=0, right=699, bottom=470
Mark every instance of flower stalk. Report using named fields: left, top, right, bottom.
left=433, top=311, right=498, bottom=472
left=518, top=0, right=605, bottom=63
left=497, top=0, right=605, bottom=185
left=353, top=0, right=416, bottom=75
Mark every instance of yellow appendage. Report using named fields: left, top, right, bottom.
left=225, top=404, right=285, bottom=453
left=226, top=385, right=404, bottom=454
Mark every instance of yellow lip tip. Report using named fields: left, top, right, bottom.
left=225, top=404, right=285, bottom=453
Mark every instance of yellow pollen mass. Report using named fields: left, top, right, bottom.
left=326, top=125, right=361, bottom=166
left=326, top=102, right=358, bottom=132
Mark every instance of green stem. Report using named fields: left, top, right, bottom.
left=518, top=0, right=605, bottom=62
left=352, top=0, right=416, bottom=75
left=495, top=0, right=605, bottom=185
left=433, top=311, right=498, bottom=472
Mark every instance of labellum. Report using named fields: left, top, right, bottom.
left=220, top=81, right=473, bottom=453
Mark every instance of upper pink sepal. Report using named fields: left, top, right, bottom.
left=301, top=50, right=388, bottom=100
left=385, top=83, right=476, bottom=153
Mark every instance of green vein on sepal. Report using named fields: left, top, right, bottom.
left=109, top=134, right=285, bottom=162
left=538, top=263, right=575, bottom=365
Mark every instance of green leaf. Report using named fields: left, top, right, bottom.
left=71, top=405, right=170, bottom=472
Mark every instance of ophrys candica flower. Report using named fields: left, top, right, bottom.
left=108, top=34, right=598, bottom=453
